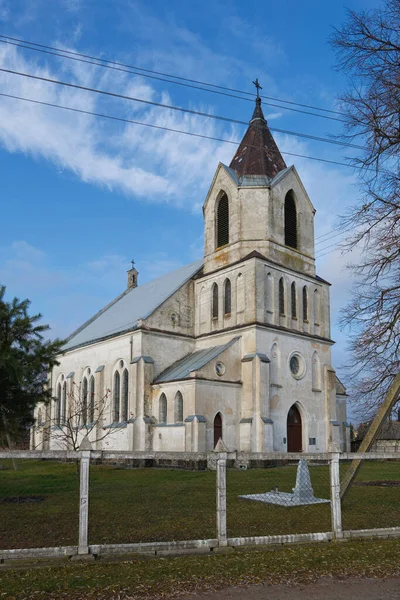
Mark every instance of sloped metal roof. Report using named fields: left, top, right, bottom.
left=155, top=337, right=240, bottom=383
left=64, top=259, right=203, bottom=351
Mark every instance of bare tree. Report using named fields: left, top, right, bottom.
left=330, top=1, right=400, bottom=417
left=35, top=381, right=116, bottom=452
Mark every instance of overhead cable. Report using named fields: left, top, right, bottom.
left=0, top=67, right=365, bottom=151
left=0, top=91, right=369, bottom=172
left=0, top=33, right=345, bottom=120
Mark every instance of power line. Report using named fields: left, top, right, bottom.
left=0, top=33, right=345, bottom=121
left=0, top=66, right=365, bottom=151
left=0, top=91, right=368, bottom=172
left=315, top=226, right=353, bottom=246
left=315, top=223, right=349, bottom=241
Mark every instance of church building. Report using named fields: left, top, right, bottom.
left=32, top=95, right=350, bottom=454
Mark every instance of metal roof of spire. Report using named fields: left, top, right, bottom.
left=229, top=94, right=287, bottom=180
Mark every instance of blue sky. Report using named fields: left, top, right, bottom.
left=0, top=0, right=379, bottom=409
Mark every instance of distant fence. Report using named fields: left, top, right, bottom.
left=0, top=450, right=399, bottom=560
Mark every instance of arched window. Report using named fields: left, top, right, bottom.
left=82, top=377, right=88, bottom=425
left=37, top=408, right=43, bottom=426
left=61, top=381, right=67, bottom=424
left=89, top=376, right=95, bottom=423
left=291, top=282, right=297, bottom=318
left=122, top=369, right=129, bottom=422
left=212, top=283, right=219, bottom=319
left=284, top=190, right=297, bottom=249
left=314, top=289, right=320, bottom=324
left=174, top=391, right=183, bottom=423
left=216, top=193, right=229, bottom=248
left=224, top=279, right=231, bottom=315
left=303, top=286, right=308, bottom=321
left=236, top=273, right=244, bottom=314
left=159, top=393, right=167, bottom=424
left=279, top=278, right=285, bottom=315
left=113, top=371, right=120, bottom=422
left=56, top=383, right=61, bottom=425
left=265, top=271, right=273, bottom=319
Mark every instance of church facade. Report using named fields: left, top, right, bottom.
left=32, top=97, right=350, bottom=454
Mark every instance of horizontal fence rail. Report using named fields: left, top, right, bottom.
left=0, top=449, right=398, bottom=560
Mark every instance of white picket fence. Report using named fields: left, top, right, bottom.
left=0, top=449, right=399, bottom=561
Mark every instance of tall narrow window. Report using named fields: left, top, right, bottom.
left=62, top=381, right=67, bottom=424
left=303, top=286, right=308, bottom=321
left=56, top=383, right=61, bottom=425
left=279, top=278, right=285, bottom=315
left=212, top=283, right=219, bottom=319
left=159, top=393, right=167, bottom=424
left=224, top=279, right=231, bottom=315
left=89, top=376, right=95, bottom=423
left=82, top=377, right=88, bottom=425
left=122, top=369, right=129, bottom=422
left=284, top=190, right=297, bottom=249
left=216, top=193, right=229, bottom=248
left=175, top=391, right=183, bottom=423
left=291, top=282, right=297, bottom=318
left=314, top=289, right=320, bottom=324
left=113, top=371, right=120, bottom=422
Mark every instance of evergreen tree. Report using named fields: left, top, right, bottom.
left=0, top=285, right=64, bottom=445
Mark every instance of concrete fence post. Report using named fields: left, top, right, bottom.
left=78, top=442, right=92, bottom=554
left=330, top=453, right=343, bottom=539
left=216, top=451, right=227, bottom=547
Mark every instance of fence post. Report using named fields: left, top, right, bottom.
left=216, top=450, right=227, bottom=547
left=330, top=452, right=343, bottom=539
left=78, top=437, right=92, bottom=555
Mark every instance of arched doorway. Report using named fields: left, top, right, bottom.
left=213, top=413, right=223, bottom=448
left=287, top=404, right=302, bottom=452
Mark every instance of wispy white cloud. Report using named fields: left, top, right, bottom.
left=0, top=43, right=234, bottom=208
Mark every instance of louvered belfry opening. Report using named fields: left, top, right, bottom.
left=216, top=193, right=229, bottom=248
left=284, top=191, right=298, bottom=249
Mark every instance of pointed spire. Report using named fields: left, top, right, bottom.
left=229, top=96, right=286, bottom=180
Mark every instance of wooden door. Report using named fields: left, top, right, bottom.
left=214, top=413, right=223, bottom=448
left=287, top=404, right=302, bottom=452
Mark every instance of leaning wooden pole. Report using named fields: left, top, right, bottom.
left=341, top=372, right=400, bottom=501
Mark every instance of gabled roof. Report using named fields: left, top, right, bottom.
left=155, top=337, right=240, bottom=383
left=64, top=259, right=203, bottom=351
left=229, top=97, right=286, bottom=179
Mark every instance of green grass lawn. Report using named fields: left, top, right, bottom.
left=0, top=539, right=400, bottom=600
left=0, top=459, right=398, bottom=550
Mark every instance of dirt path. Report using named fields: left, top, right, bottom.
left=182, top=577, right=400, bottom=599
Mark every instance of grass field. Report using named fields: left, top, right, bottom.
left=0, top=459, right=399, bottom=550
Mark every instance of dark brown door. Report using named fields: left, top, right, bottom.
left=214, top=413, right=222, bottom=448
left=287, top=404, right=302, bottom=452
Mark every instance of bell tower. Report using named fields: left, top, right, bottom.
left=202, top=92, right=316, bottom=277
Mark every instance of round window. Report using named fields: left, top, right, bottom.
left=119, top=360, right=124, bottom=369
left=215, top=362, right=226, bottom=376
left=289, top=353, right=305, bottom=379
left=290, top=355, right=300, bottom=375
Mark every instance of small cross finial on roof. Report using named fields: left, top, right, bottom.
left=252, top=78, right=262, bottom=98
left=130, top=259, right=135, bottom=269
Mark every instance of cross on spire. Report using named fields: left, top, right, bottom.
left=130, top=259, right=135, bottom=268
left=252, top=78, right=262, bottom=98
